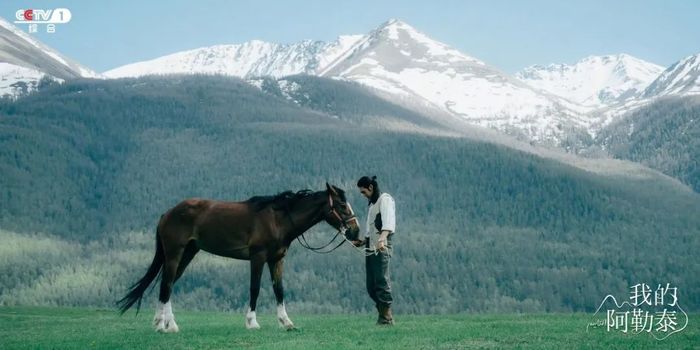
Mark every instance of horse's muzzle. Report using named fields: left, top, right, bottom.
left=344, top=226, right=360, bottom=241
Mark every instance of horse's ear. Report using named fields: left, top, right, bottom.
left=326, top=182, right=338, bottom=195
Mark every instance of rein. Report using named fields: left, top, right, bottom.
left=297, top=230, right=346, bottom=254
left=297, top=228, right=378, bottom=256
left=296, top=193, right=376, bottom=255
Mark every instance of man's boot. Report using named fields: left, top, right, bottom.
left=377, top=304, right=394, bottom=325
left=385, top=305, right=394, bottom=325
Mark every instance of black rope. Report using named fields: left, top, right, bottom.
left=298, top=231, right=339, bottom=250
left=297, top=231, right=346, bottom=254
left=301, top=231, right=337, bottom=250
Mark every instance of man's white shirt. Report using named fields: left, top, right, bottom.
left=365, top=193, right=396, bottom=237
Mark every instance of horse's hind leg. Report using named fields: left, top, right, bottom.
left=175, top=241, right=199, bottom=282
left=153, top=235, right=188, bottom=333
left=245, top=250, right=266, bottom=329
left=153, top=241, right=198, bottom=333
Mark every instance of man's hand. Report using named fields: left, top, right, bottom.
left=376, top=230, right=391, bottom=251
left=352, top=240, right=364, bottom=247
left=376, top=238, right=387, bottom=251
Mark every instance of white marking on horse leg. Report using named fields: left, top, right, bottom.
left=153, top=302, right=164, bottom=327
left=245, top=306, right=260, bottom=329
left=155, top=301, right=180, bottom=333
left=277, top=302, right=295, bottom=329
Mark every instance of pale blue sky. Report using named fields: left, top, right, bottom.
left=2, top=0, right=699, bottom=73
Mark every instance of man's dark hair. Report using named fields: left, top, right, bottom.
left=357, top=175, right=380, bottom=205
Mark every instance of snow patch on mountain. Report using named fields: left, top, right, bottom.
left=0, top=63, right=62, bottom=98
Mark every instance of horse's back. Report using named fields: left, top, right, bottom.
left=180, top=199, right=258, bottom=259
left=158, top=198, right=272, bottom=259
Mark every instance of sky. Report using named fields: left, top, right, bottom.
left=2, top=0, right=699, bottom=74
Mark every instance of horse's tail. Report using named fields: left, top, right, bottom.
left=117, top=225, right=165, bottom=315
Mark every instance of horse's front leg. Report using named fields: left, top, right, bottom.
left=269, top=258, right=295, bottom=330
left=245, top=250, right=265, bottom=329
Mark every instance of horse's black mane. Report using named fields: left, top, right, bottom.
left=248, top=190, right=315, bottom=212
left=247, top=187, right=346, bottom=212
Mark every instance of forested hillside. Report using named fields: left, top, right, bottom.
left=597, top=96, right=700, bottom=192
left=1, top=76, right=698, bottom=313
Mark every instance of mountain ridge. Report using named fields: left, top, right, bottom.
left=100, top=19, right=700, bottom=147
left=516, top=54, right=664, bottom=107
left=3, top=16, right=700, bottom=151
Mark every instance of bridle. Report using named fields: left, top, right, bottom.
left=297, top=192, right=366, bottom=254
left=327, top=193, right=359, bottom=233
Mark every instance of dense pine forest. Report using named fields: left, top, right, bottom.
left=1, top=76, right=698, bottom=313
left=596, top=96, right=700, bottom=193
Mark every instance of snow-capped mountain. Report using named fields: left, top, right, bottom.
left=516, top=54, right=663, bottom=108
left=642, top=53, right=700, bottom=98
left=105, top=19, right=596, bottom=145
left=0, top=12, right=697, bottom=155
left=0, top=17, right=98, bottom=97
left=98, top=18, right=698, bottom=147
left=588, top=53, right=700, bottom=130
left=104, top=36, right=365, bottom=78
left=0, top=17, right=98, bottom=79
left=316, top=19, right=596, bottom=144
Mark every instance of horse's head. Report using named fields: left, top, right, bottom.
left=323, top=183, right=361, bottom=241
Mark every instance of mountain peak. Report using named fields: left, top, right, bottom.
left=517, top=54, right=663, bottom=107
left=581, top=53, right=631, bottom=62
left=380, top=18, right=410, bottom=28
left=677, top=52, right=700, bottom=66
left=642, top=52, right=700, bottom=98
left=373, top=18, right=427, bottom=42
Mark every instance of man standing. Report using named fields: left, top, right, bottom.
left=356, top=175, right=395, bottom=325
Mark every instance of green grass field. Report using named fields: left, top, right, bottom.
left=0, top=307, right=697, bottom=349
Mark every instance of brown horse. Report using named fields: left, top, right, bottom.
left=118, top=183, right=360, bottom=332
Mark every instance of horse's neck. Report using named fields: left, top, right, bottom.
left=284, top=193, right=326, bottom=241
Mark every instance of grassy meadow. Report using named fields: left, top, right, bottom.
left=0, top=307, right=697, bottom=349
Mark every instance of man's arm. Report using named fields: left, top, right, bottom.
left=376, top=195, right=395, bottom=251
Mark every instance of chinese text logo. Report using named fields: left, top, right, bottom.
left=588, top=283, right=688, bottom=340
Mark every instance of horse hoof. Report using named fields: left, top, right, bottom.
left=155, top=319, right=179, bottom=333
left=157, top=325, right=180, bottom=333
left=245, top=308, right=260, bottom=329
left=245, top=319, right=261, bottom=330
left=279, top=323, right=296, bottom=330
left=166, top=321, right=180, bottom=333
left=278, top=317, right=296, bottom=330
